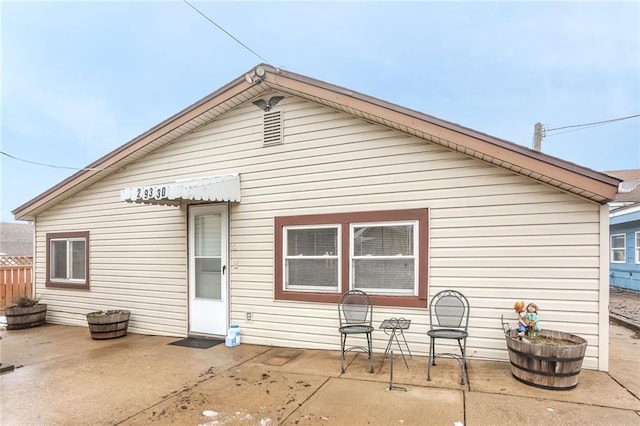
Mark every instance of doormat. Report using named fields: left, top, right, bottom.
left=169, top=337, right=224, bottom=349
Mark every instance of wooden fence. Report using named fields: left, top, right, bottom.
left=1, top=256, right=33, bottom=313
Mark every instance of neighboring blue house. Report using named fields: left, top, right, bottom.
left=607, top=170, right=640, bottom=291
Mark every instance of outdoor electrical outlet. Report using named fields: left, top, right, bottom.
left=246, top=312, right=252, bottom=322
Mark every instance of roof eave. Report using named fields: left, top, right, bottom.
left=12, top=71, right=269, bottom=221
left=13, top=64, right=621, bottom=220
left=259, top=65, right=620, bottom=203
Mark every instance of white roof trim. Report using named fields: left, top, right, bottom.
left=609, top=202, right=640, bottom=218
left=120, top=173, right=241, bottom=206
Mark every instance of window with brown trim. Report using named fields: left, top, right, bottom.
left=46, top=231, right=90, bottom=289
left=274, top=209, right=428, bottom=308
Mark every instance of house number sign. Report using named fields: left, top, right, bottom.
left=133, top=185, right=170, bottom=200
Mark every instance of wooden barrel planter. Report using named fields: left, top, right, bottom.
left=504, top=329, right=587, bottom=390
left=5, top=304, right=47, bottom=330
left=86, top=310, right=131, bottom=340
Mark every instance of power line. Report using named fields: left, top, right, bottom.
left=545, top=121, right=621, bottom=137
left=0, top=150, right=109, bottom=171
left=545, top=114, right=640, bottom=134
left=182, top=0, right=270, bottom=64
left=3, top=4, right=272, bottom=173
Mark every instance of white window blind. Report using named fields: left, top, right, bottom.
left=284, top=225, right=339, bottom=291
left=351, top=222, right=417, bottom=294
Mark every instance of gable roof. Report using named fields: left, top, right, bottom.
left=13, top=64, right=621, bottom=221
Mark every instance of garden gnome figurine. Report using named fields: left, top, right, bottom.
left=514, top=300, right=526, bottom=338
left=525, top=303, right=541, bottom=337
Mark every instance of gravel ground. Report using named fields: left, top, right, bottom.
left=609, top=286, right=640, bottom=333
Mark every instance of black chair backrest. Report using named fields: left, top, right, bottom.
left=429, top=289, right=469, bottom=330
left=339, top=290, right=373, bottom=326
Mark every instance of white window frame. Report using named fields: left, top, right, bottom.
left=48, top=237, right=89, bottom=284
left=283, top=224, right=341, bottom=292
left=350, top=220, right=419, bottom=296
left=636, top=232, right=640, bottom=264
left=611, top=233, right=626, bottom=264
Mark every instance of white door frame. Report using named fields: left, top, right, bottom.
left=188, top=204, right=229, bottom=336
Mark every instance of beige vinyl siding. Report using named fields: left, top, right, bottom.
left=33, top=95, right=603, bottom=368
left=34, top=192, right=187, bottom=335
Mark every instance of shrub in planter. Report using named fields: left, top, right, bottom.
left=5, top=297, right=47, bottom=330
left=86, top=310, right=131, bottom=340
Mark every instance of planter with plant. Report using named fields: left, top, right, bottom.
left=501, top=301, right=587, bottom=390
left=86, top=310, right=131, bottom=340
left=5, top=297, right=47, bottom=330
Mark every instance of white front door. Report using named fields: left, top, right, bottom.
left=189, top=204, right=228, bottom=336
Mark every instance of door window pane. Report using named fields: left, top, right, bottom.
left=195, top=215, right=221, bottom=256
left=195, top=258, right=221, bottom=299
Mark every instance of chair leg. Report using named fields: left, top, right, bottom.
left=460, top=338, right=467, bottom=385
left=367, top=332, right=374, bottom=373
left=431, top=338, right=437, bottom=365
left=427, top=336, right=433, bottom=381
left=340, top=333, right=346, bottom=374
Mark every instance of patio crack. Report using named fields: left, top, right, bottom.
left=278, top=376, right=332, bottom=425
left=112, top=346, right=274, bottom=425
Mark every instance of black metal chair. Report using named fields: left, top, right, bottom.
left=427, top=289, right=470, bottom=384
left=338, top=290, right=374, bottom=373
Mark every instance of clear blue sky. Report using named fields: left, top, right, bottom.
left=2, top=1, right=639, bottom=223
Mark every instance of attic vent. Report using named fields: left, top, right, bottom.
left=263, top=110, right=283, bottom=146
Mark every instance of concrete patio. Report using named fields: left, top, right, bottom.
left=0, top=321, right=638, bottom=425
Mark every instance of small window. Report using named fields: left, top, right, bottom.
left=611, top=233, right=625, bottom=263
left=284, top=225, right=340, bottom=292
left=351, top=222, right=417, bottom=295
left=46, top=232, right=89, bottom=289
left=636, top=232, right=640, bottom=264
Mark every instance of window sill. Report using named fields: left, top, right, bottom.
left=276, top=290, right=427, bottom=308
left=46, top=281, right=90, bottom=290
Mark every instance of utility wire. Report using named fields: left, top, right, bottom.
left=545, top=114, right=640, bottom=134
left=182, top=0, right=270, bottom=64
left=4, top=2, right=274, bottom=174
left=545, top=122, right=621, bottom=138
left=0, top=150, right=109, bottom=171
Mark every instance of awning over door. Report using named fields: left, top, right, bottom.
left=120, top=173, right=241, bottom=206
